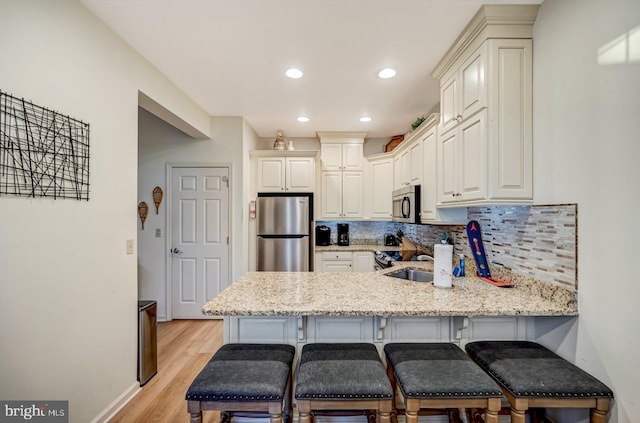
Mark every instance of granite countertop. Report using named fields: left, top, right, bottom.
left=315, top=244, right=399, bottom=252
left=202, top=261, right=577, bottom=318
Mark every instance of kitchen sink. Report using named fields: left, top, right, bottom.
left=385, top=268, right=434, bottom=283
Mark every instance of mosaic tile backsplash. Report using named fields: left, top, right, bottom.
left=317, top=204, right=578, bottom=291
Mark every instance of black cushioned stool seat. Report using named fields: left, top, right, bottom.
left=466, top=341, right=614, bottom=423
left=295, top=343, right=393, bottom=423
left=384, top=343, right=502, bottom=423
left=186, top=343, right=295, bottom=423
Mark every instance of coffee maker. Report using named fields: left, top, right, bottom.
left=337, top=223, right=349, bottom=246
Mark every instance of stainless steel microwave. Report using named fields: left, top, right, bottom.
left=392, top=185, right=421, bottom=223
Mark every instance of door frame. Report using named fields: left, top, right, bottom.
left=165, top=163, right=233, bottom=321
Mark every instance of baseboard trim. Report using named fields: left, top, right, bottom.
left=91, top=381, right=141, bottom=423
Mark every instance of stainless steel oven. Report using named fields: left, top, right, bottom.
left=392, top=185, right=421, bottom=223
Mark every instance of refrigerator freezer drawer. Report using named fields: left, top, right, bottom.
left=257, top=236, right=309, bottom=271
left=257, top=196, right=310, bottom=235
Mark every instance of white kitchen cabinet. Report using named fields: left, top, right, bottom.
left=421, top=123, right=467, bottom=224
left=352, top=252, right=374, bottom=272
left=320, top=251, right=353, bottom=272
left=318, top=132, right=366, bottom=219
left=317, top=251, right=374, bottom=272
left=440, top=43, right=487, bottom=135
left=365, top=155, right=393, bottom=220
left=409, top=140, right=424, bottom=186
left=437, top=110, right=487, bottom=204
left=432, top=5, right=535, bottom=206
left=253, top=152, right=317, bottom=193
left=320, top=171, right=363, bottom=218
left=393, top=149, right=410, bottom=189
left=318, top=136, right=364, bottom=171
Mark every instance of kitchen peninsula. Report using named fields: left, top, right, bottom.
left=202, top=263, right=576, bottom=347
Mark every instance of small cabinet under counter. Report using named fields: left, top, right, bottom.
left=315, top=250, right=375, bottom=272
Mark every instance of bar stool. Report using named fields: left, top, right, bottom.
left=295, top=343, right=393, bottom=423
left=384, top=343, right=503, bottom=423
left=466, top=341, right=614, bottom=423
left=185, top=343, right=295, bottom=423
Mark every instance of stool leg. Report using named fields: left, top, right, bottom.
left=591, top=398, right=611, bottom=423
left=405, top=399, right=419, bottom=423
left=510, top=407, right=526, bottom=423
left=386, top=363, right=398, bottom=421
left=269, top=401, right=283, bottom=423
left=379, top=400, right=392, bottom=423
left=187, top=400, right=202, bottom=423
left=298, top=400, right=312, bottom=423
left=484, top=398, right=501, bottom=423
left=283, top=373, right=293, bottom=423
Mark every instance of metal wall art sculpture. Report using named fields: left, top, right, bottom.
left=0, top=91, right=90, bottom=200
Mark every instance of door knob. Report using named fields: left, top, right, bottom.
left=171, top=248, right=182, bottom=254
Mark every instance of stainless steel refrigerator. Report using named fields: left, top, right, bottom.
left=256, top=193, right=313, bottom=271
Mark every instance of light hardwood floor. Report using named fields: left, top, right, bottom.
left=111, top=319, right=224, bottom=423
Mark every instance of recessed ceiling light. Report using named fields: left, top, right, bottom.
left=378, top=68, right=397, bottom=79
left=360, top=116, right=372, bottom=122
left=285, top=68, right=303, bottom=79
left=297, top=116, right=309, bottom=122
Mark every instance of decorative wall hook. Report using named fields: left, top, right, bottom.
left=138, top=201, right=148, bottom=230
left=152, top=186, right=163, bottom=214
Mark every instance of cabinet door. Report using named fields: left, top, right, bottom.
left=460, top=43, right=487, bottom=121
left=341, top=172, right=364, bottom=218
left=352, top=252, right=374, bottom=272
left=409, top=141, right=424, bottom=185
left=342, top=144, right=364, bottom=171
left=487, top=38, right=533, bottom=200
left=393, top=154, right=403, bottom=190
left=459, top=111, right=487, bottom=202
left=440, top=73, right=458, bottom=134
left=321, top=260, right=352, bottom=272
left=369, top=158, right=393, bottom=219
left=437, top=129, right=459, bottom=204
left=320, top=144, right=343, bottom=171
left=421, top=128, right=438, bottom=220
left=395, top=149, right=410, bottom=188
left=256, top=157, right=285, bottom=192
left=321, top=171, right=342, bottom=218
left=286, top=157, right=315, bottom=192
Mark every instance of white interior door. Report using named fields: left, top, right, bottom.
left=171, top=166, right=229, bottom=319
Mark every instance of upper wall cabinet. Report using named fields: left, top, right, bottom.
left=365, top=154, right=394, bottom=220
left=318, top=134, right=364, bottom=172
left=251, top=151, right=318, bottom=193
left=318, top=132, right=366, bottom=219
left=432, top=4, right=538, bottom=207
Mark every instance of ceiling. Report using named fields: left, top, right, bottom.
left=81, top=0, right=540, bottom=139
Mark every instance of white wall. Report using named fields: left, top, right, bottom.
left=533, top=1, right=640, bottom=421
left=138, top=110, right=256, bottom=320
left=0, top=1, right=209, bottom=421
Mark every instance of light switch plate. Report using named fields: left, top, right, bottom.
left=126, top=239, right=134, bottom=255
left=155, top=228, right=161, bottom=238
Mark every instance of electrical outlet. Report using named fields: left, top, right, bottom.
left=126, top=239, right=134, bottom=255
left=155, top=228, right=161, bottom=238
